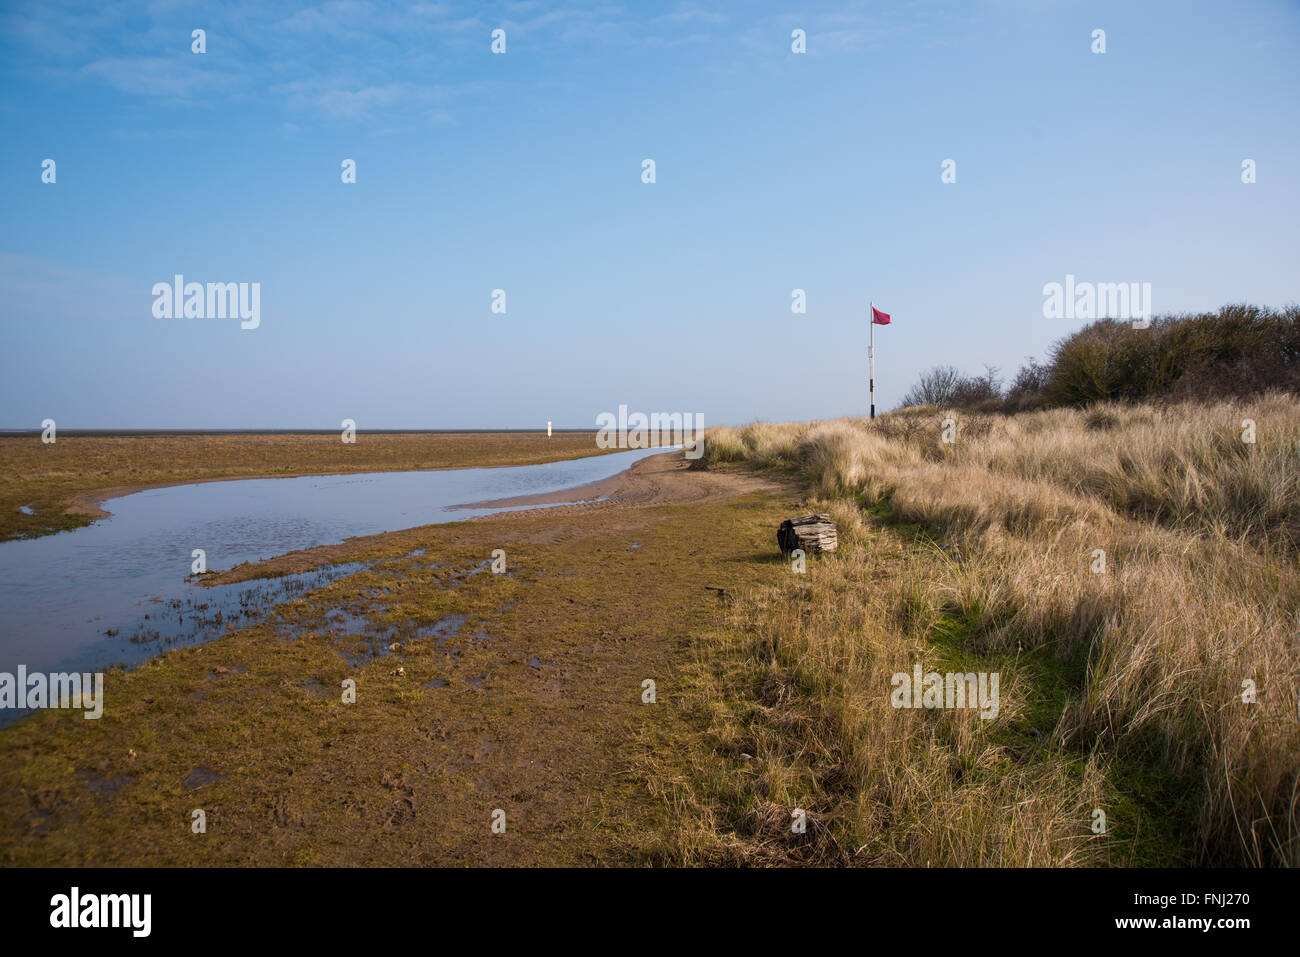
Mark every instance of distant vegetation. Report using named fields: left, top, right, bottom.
left=900, top=304, right=1300, bottom=413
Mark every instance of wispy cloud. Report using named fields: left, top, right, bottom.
left=274, top=78, right=433, bottom=120
left=82, top=56, right=241, bottom=99
left=3, top=1, right=901, bottom=125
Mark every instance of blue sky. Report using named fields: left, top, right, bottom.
left=1, top=0, right=1297, bottom=429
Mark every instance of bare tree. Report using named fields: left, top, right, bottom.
left=900, top=365, right=962, bottom=407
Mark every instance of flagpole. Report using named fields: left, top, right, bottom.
left=869, top=300, right=876, bottom=420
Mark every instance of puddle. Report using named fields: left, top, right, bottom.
left=17, top=505, right=35, bottom=516
left=444, top=562, right=491, bottom=587
left=81, top=772, right=130, bottom=796
left=183, top=767, right=223, bottom=789
left=417, top=614, right=466, bottom=644
left=277, top=601, right=476, bottom=669
left=206, top=664, right=247, bottom=681
left=321, top=608, right=372, bottom=636
left=67, top=564, right=367, bottom=682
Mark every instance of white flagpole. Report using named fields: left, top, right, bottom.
left=869, top=300, right=876, bottom=419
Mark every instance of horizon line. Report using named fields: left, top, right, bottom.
left=0, top=428, right=603, bottom=437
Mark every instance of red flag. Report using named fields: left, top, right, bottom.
left=871, top=306, right=891, bottom=325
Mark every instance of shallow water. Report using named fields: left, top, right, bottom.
left=0, top=447, right=665, bottom=689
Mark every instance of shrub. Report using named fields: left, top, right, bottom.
left=900, top=365, right=963, bottom=407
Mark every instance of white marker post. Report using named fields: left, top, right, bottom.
left=547, top=421, right=552, bottom=437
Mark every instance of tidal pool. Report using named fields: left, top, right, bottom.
left=0, top=447, right=665, bottom=692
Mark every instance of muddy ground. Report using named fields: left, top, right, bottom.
left=0, top=453, right=801, bottom=865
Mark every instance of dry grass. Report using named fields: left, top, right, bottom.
left=665, top=395, right=1299, bottom=865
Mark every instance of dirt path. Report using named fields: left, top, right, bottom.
left=0, top=453, right=801, bottom=865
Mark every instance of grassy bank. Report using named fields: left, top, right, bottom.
left=654, top=395, right=1299, bottom=865
left=0, top=431, right=612, bottom=541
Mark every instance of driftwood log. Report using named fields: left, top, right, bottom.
left=777, top=514, right=838, bottom=555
